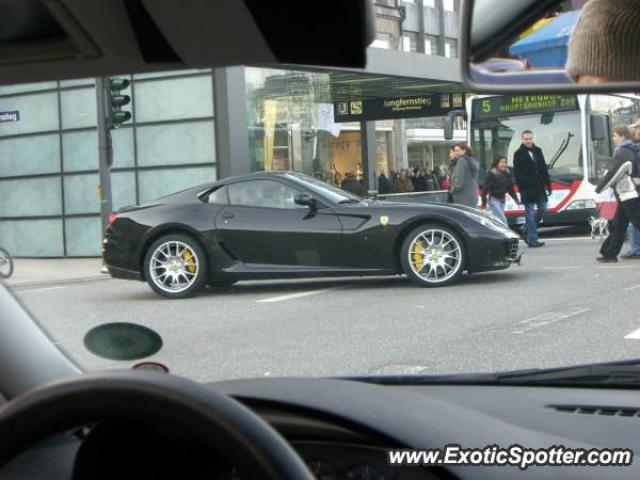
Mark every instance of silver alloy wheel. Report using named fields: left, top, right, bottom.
left=407, top=228, right=462, bottom=284
left=149, top=241, right=200, bottom=293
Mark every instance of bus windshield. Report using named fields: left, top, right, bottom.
left=471, top=97, right=583, bottom=184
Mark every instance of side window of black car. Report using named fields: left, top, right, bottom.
left=207, top=186, right=228, bottom=204
left=228, top=180, right=304, bottom=210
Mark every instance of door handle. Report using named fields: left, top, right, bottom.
left=222, top=212, right=235, bottom=222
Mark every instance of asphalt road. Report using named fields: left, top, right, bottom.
left=11, top=229, right=640, bottom=383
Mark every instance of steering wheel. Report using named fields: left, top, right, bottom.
left=0, top=371, right=314, bottom=479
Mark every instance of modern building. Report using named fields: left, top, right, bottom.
left=0, top=1, right=465, bottom=258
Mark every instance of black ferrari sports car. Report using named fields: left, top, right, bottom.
left=103, top=172, right=522, bottom=298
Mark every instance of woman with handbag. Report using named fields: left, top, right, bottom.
left=596, top=126, right=640, bottom=262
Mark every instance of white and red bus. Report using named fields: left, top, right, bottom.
left=467, top=94, right=640, bottom=227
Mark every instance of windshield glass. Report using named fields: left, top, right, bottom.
left=471, top=96, right=583, bottom=183
left=4, top=4, right=640, bottom=387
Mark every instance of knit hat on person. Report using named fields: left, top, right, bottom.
left=566, top=0, right=640, bottom=82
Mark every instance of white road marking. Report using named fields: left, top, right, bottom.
left=624, top=328, right=640, bottom=339
left=512, top=307, right=591, bottom=334
left=542, top=266, right=581, bottom=270
left=624, top=284, right=640, bottom=291
left=257, top=288, right=336, bottom=303
left=542, top=237, right=593, bottom=243
left=26, top=285, right=67, bottom=292
left=597, top=265, right=637, bottom=269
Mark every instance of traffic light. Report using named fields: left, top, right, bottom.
left=107, top=77, right=131, bottom=128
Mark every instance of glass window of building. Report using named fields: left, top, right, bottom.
left=425, top=35, right=439, bottom=55
left=443, top=0, right=455, bottom=11
left=424, top=0, right=436, bottom=7
left=445, top=38, right=458, bottom=58
left=403, top=32, right=418, bottom=52
left=0, top=69, right=217, bottom=257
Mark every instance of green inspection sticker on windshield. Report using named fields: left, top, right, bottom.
left=83, top=322, right=163, bottom=361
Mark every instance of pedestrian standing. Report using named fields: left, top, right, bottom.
left=341, top=171, right=367, bottom=197
left=596, top=126, right=640, bottom=262
left=413, top=169, right=428, bottom=192
left=513, top=130, right=552, bottom=248
left=377, top=171, right=393, bottom=195
left=481, top=156, right=520, bottom=225
left=621, top=119, right=640, bottom=259
left=449, top=143, right=480, bottom=208
left=394, top=169, right=415, bottom=193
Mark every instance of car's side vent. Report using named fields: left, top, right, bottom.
left=548, top=405, right=640, bottom=417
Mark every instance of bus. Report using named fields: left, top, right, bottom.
left=465, top=93, right=640, bottom=227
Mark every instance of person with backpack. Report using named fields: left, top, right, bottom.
left=595, top=125, right=640, bottom=262
left=481, top=156, right=520, bottom=225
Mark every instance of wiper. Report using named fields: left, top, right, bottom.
left=494, top=359, right=640, bottom=386
left=346, top=358, right=640, bottom=387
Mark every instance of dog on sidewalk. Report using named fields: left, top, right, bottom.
left=589, top=216, right=609, bottom=240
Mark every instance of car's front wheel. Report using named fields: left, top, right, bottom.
left=401, top=224, right=465, bottom=287
left=143, top=234, right=208, bottom=299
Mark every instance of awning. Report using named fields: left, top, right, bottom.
left=509, top=11, right=581, bottom=68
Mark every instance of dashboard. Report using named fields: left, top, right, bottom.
left=2, top=377, right=640, bottom=480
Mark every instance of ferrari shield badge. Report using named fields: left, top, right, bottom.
left=380, top=215, right=389, bottom=226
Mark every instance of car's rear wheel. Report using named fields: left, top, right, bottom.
left=144, top=234, right=208, bottom=299
left=401, top=224, right=465, bottom=287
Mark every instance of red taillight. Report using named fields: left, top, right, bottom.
left=108, top=212, right=118, bottom=225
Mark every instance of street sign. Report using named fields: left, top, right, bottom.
left=0, top=111, right=20, bottom=122
left=334, top=93, right=465, bottom=122
left=471, top=94, right=578, bottom=120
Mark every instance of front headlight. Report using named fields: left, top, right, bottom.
left=464, top=211, right=508, bottom=233
left=566, top=199, right=597, bottom=210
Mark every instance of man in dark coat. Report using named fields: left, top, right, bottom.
left=513, top=130, right=552, bottom=248
left=341, top=171, right=367, bottom=197
left=377, top=171, right=392, bottom=195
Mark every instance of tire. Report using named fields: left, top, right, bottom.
left=0, top=248, right=14, bottom=279
left=143, top=234, right=209, bottom=299
left=400, top=224, right=465, bottom=287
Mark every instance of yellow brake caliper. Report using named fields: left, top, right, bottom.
left=412, top=240, right=425, bottom=271
left=182, top=250, right=196, bottom=273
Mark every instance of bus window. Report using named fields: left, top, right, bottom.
left=470, top=101, right=582, bottom=185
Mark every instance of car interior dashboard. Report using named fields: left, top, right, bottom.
left=1, top=377, right=639, bottom=480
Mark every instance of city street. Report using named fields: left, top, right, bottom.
left=9, top=230, right=640, bottom=383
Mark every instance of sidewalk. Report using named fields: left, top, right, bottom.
left=3, top=258, right=108, bottom=288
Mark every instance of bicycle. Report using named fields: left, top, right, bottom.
left=0, top=247, right=14, bottom=279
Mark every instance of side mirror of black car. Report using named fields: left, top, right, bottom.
left=294, top=193, right=317, bottom=209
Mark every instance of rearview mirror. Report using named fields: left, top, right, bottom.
left=590, top=114, right=609, bottom=142
left=460, top=0, right=640, bottom=93
left=294, top=193, right=317, bottom=209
